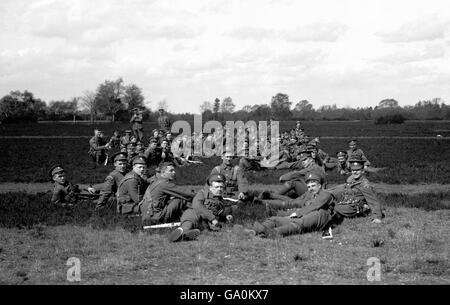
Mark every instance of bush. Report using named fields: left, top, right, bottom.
left=374, top=114, right=406, bottom=124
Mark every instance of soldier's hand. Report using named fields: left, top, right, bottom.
left=211, top=219, right=219, bottom=227
left=289, top=212, right=297, bottom=218
left=226, top=215, right=233, bottom=222
left=238, top=192, right=246, bottom=200
left=372, top=218, right=382, bottom=224
left=87, top=187, right=96, bottom=194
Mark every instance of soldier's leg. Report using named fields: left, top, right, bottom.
left=292, top=180, right=307, bottom=197
left=334, top=204, right=358, bottom=218
left=239, top=157, right=251, bottom=170
left=274, top=210, right=332, bottom=237
left=160, top=198, right=188, bottom=223
left=138, top=129, right=143, bottom=142
left=169, top=208, right=201, bottom=242
left=264, top=199, right=292, bottom=210
left=276, top=182, right=294, bottom=196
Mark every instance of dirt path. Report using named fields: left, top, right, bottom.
left=1, top=182, right=448, bottom=194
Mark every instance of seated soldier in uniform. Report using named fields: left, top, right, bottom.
left=135, top=141, right=145, bottom=156
left=143, top=138, right=161, bottom=167
left=120, top=130, right=133, bottom=150
left=329, top=154, right=383, bottom=225
left=167, top=174, right=235, bottom=242
left=238, top=140, right=262, bottom=171
left=49, top=165, right=81, bottom=207
left=346, top=139, right=371, bottom=170
left=88, top=129, right=110, bottom=167
left=324, top=150, right=351, bottom=176
left=245, top=170, right=335, bottom=239
left=210, top=151, right=250, bottom=202
left=116, top=156, right=149, bottom=215
left=262, top=147, right=325, bottom=201
left=87, top=152, right=128, bottom=210
left=140, top=162, right=194, bottom=226
left=108, top=130, right=121, bottom=149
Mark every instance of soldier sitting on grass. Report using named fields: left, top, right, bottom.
left=49, top=164, right=81, bottom=207
left=244, top=170, right=335, bottom=239
left=329, top=154, right=384, bottom=225
left=167, top=174, right=235, bottom=242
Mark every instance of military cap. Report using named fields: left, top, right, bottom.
left=299, top=151, right=312, bottom=161
left=131, top=155, right=147, bottom=165
left=305, top=171, right=324, bottom=184
left=149, top=138, right=158, bottom=144
left=348, top=154, right=365, bottom=170
left=127, top=142, right=136, bottom=148
left=348, top=139, right=357, bottom=144
left=158, top=108, right=165, bottom=112
left=131, top=107, right=139, bottom=112
left=207, top=173, right=226, bottom=185
left=125, top=130, right=132, bottom=134
left=110, top=151, right=127, bottom=163
left=336, top=150, right=348, bottom=157
left=48, top=164, right=65, bottom=178
left=136, top=141, right=143, bottom=145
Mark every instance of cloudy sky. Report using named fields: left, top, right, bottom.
left=1, top=0, right=450, bottom=113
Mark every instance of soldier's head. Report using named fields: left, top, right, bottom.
left=152, top=129, right=159, bottom=137
left=305, top=171, right=324, bottom=194
left=349, top=154, right=365, bottom=179
left=161, top=139, right=169, bottom=149
left=49, top=165, right=66, bottom=184
left=166, top=133, right=172, bottom=140
left=159, top=162, right=176, bottom=180
left=113, top=130, right=119, bottom=136
left=112, top=152, right=128, bottom=173
left=149, top=138, right=158, bottom=149
left=222, top=151, right=234, bottom=166
left=125, top=130, right=132, bottom=136
left=348, top=139, right=358, bottom=150
left=337, top=151, right=348, bottom=163
left=136, top=141, right=144, bottom=152
left=207, top=174, right=226, bottom=197
left=131, top=156, right=147, bottom=176
left=159, top=108, right=165, bottom=115
left=298, top=150, right=313, bottom=167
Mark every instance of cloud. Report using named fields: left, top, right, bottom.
left=228, top=27, right=279, bottom=40
left=377, top=20, right=450, bottom=43
left=139, top=25, right=203, bottom=40
left=281, top=22, right=349, bottom=42
left=375, top=44, right=446, bottom=64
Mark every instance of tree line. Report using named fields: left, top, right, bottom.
left=1, top=80, right=449, bottom=124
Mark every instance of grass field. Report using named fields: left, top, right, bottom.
left=1, top=120, right=449, bottom=285
left=0, top=192, right=449, bottom=284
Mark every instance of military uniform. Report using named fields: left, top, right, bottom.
left=48, top=165, right=80, bottom=205
left=140, top=176, right=194, bottom=225
left=88, top=132, right=108, bottom=165
left=130, top=110, right=144, bottom=141
left=330, top=157, right=383, bottom=221
left=157, top=110, right=171, bottom=132
left=116, top=157, right=149, bottom=214
left=210, top=163, right=249, bottom=197
left=120, top=131, right=132, bottom=149
left=251, top=188, right=334, bottom=238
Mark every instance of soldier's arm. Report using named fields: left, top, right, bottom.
left=192, top=191, right=216, bottom=222
left=293, top=191, right=333, bottom=217
left=125, top=179, right=141, bottom=204
left=51, top=187, right=63, bottom=204
left=359, top=183, right=383, bottom=220
left=162, top=181, right=194, bottom=202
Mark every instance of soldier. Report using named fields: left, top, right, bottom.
left=88, top=129, right=109, bottom=167
left=245, top=171, right=334, bottom=238
left=130, top=108, right=144, bottom=141
left=120, top=130, right=133, bottom=150
left=135, top=141, right=145, bottom=156
left=140, top=162, right=194, bottom=225
left=116, top=156, right=149, bottom=215
left=324, top=151, right=351, bottom=175
left=157, top=108, right=171, bottom=132
left=272, top=148, right=325, bottom=199
left=330, top=154, right=383, bottom=224
left=167, top=174, right=234, bottom=242
left=108, top=130, right=121, bottom=149
left=160, top=139, right=174, bottom=163
left=88, top=152, right=128, bottom=210
left=238, top=140, right=262, bottom=171
left=210, top=151, right=249, bottom=201
left=346, top=139, right=371, bottom=169
left=143, top=138, right=161, bottom=167
left=49, top=165, right=81, bottom=206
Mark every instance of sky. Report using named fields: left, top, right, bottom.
left=1, top=0, right=450, bottom=113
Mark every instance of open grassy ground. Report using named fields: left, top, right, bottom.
left=0, top=190, right=449, bottom=285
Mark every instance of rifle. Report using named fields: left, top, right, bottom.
left=143, top=222, right=181, bottom=230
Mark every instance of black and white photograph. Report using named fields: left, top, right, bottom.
left=0, top=0, right=449, bottom=288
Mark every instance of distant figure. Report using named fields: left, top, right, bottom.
left=88, top=129, right=109, bottom=167
left=130, top=108, right=144, bottom=141
left=158, top=109, right=171, bottom=132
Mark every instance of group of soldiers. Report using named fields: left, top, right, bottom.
left=50, top=119, right=384, bottom=243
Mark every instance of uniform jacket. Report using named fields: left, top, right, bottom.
left=191, top=186, right=228, bottom=222
left=141, top=177, right=193, bottom=213
left=346, top=148, right=371, bottom=166
left=279, top=162, right=325, bottom=183
left=89, top=136, right=107, bottom=156
left=158, top=115, right=171, bottom=131
left=117, top=171, right=148, bottom=205
left=51, top=181, right=79, bottom=204
left=334, top=175, right=382, bottom=219
left=95, top=169, right=125, bottom=205
left=130, top=113, right=143, bottom=130
left=291, top=189, right=334, bottom=218
left=210, top=164, right=249, bottom=194
left=120, top=135, right=131, bottom=148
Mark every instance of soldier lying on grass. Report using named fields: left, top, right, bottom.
left=244, top=170, right=335, bottom=238
left=168, top=173, right=235, bottom=242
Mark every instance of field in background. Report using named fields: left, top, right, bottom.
left=1, top=120, right=450, bottom=137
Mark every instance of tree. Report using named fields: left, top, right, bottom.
left=0, top=90, right=45, bottom=123
left=157, top=99, right=169, bottom=111
left=47, top=99, right=78, bottom=120
left=241, top=105, right=252, bottom=112
left=378, top=98, right=399, bottom=108
left=220, top=97, right=235, bottom=113
left=213, top=98, right=220, bottom=113
left=124, top=84, right=145, bottom=110
left=199, top=101, right=212, bottom=113
left=294, top=99, right=313, bottom=112
left=270, top=92, right=292, bottom=119
left=80, top=90, right=97, bottom=123
left=95, top=77, right=125, bottom=121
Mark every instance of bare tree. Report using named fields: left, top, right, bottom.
left=80, top=90, right=97, bottom=124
